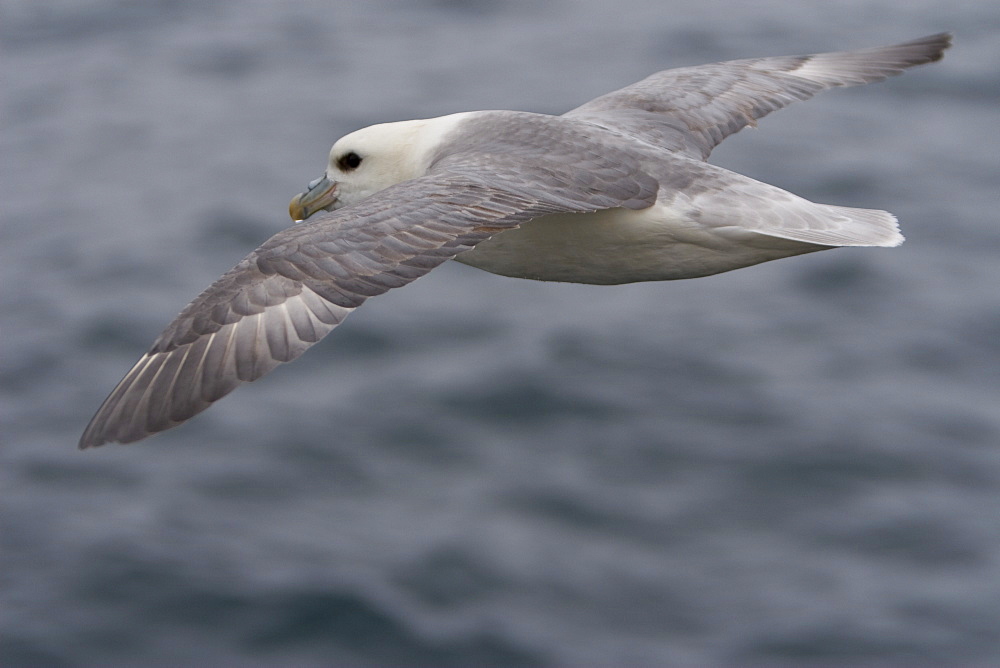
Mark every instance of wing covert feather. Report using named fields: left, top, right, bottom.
left=80, top=153, right=656, bottom=447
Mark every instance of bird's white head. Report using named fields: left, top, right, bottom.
left=288, top=113, right=471, bottom=222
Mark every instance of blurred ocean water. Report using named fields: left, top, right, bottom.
left=3, top=1, right=999, bottom=665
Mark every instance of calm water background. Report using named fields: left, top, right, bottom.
left=3, top=1, right=999, bottom=665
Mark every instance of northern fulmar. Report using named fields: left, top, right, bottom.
left=80, top=33, right=951, bottom=448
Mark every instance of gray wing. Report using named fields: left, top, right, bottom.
left=565, top=33, right=951, bottom=159
left=80, top=153, right=658, bottom=448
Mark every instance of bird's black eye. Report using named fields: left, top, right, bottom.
left=338, top=152, right=362, bottom=171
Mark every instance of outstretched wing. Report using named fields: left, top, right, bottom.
left=80, top=144, right=658, bottom=448
left=565, top=33, right=951, bottom=159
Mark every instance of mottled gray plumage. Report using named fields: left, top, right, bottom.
left=80, top=34, right=950, bottom=448
left=81, top=152, right=656, bottom=446
left=567, top=33, right=951, bottom=158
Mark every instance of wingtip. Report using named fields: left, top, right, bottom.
left=78, top=425, right=111, bottom=450
left=78, top=417, right=102, bottom=449
left=79, top=418, right=165, bottom=449
left=903, top=32, right=953, bottom=63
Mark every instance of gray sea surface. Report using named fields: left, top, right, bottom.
left=3, top=1, right=999, bottom=665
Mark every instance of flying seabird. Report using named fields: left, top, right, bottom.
left=79, top=33, right=951, bottom=448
